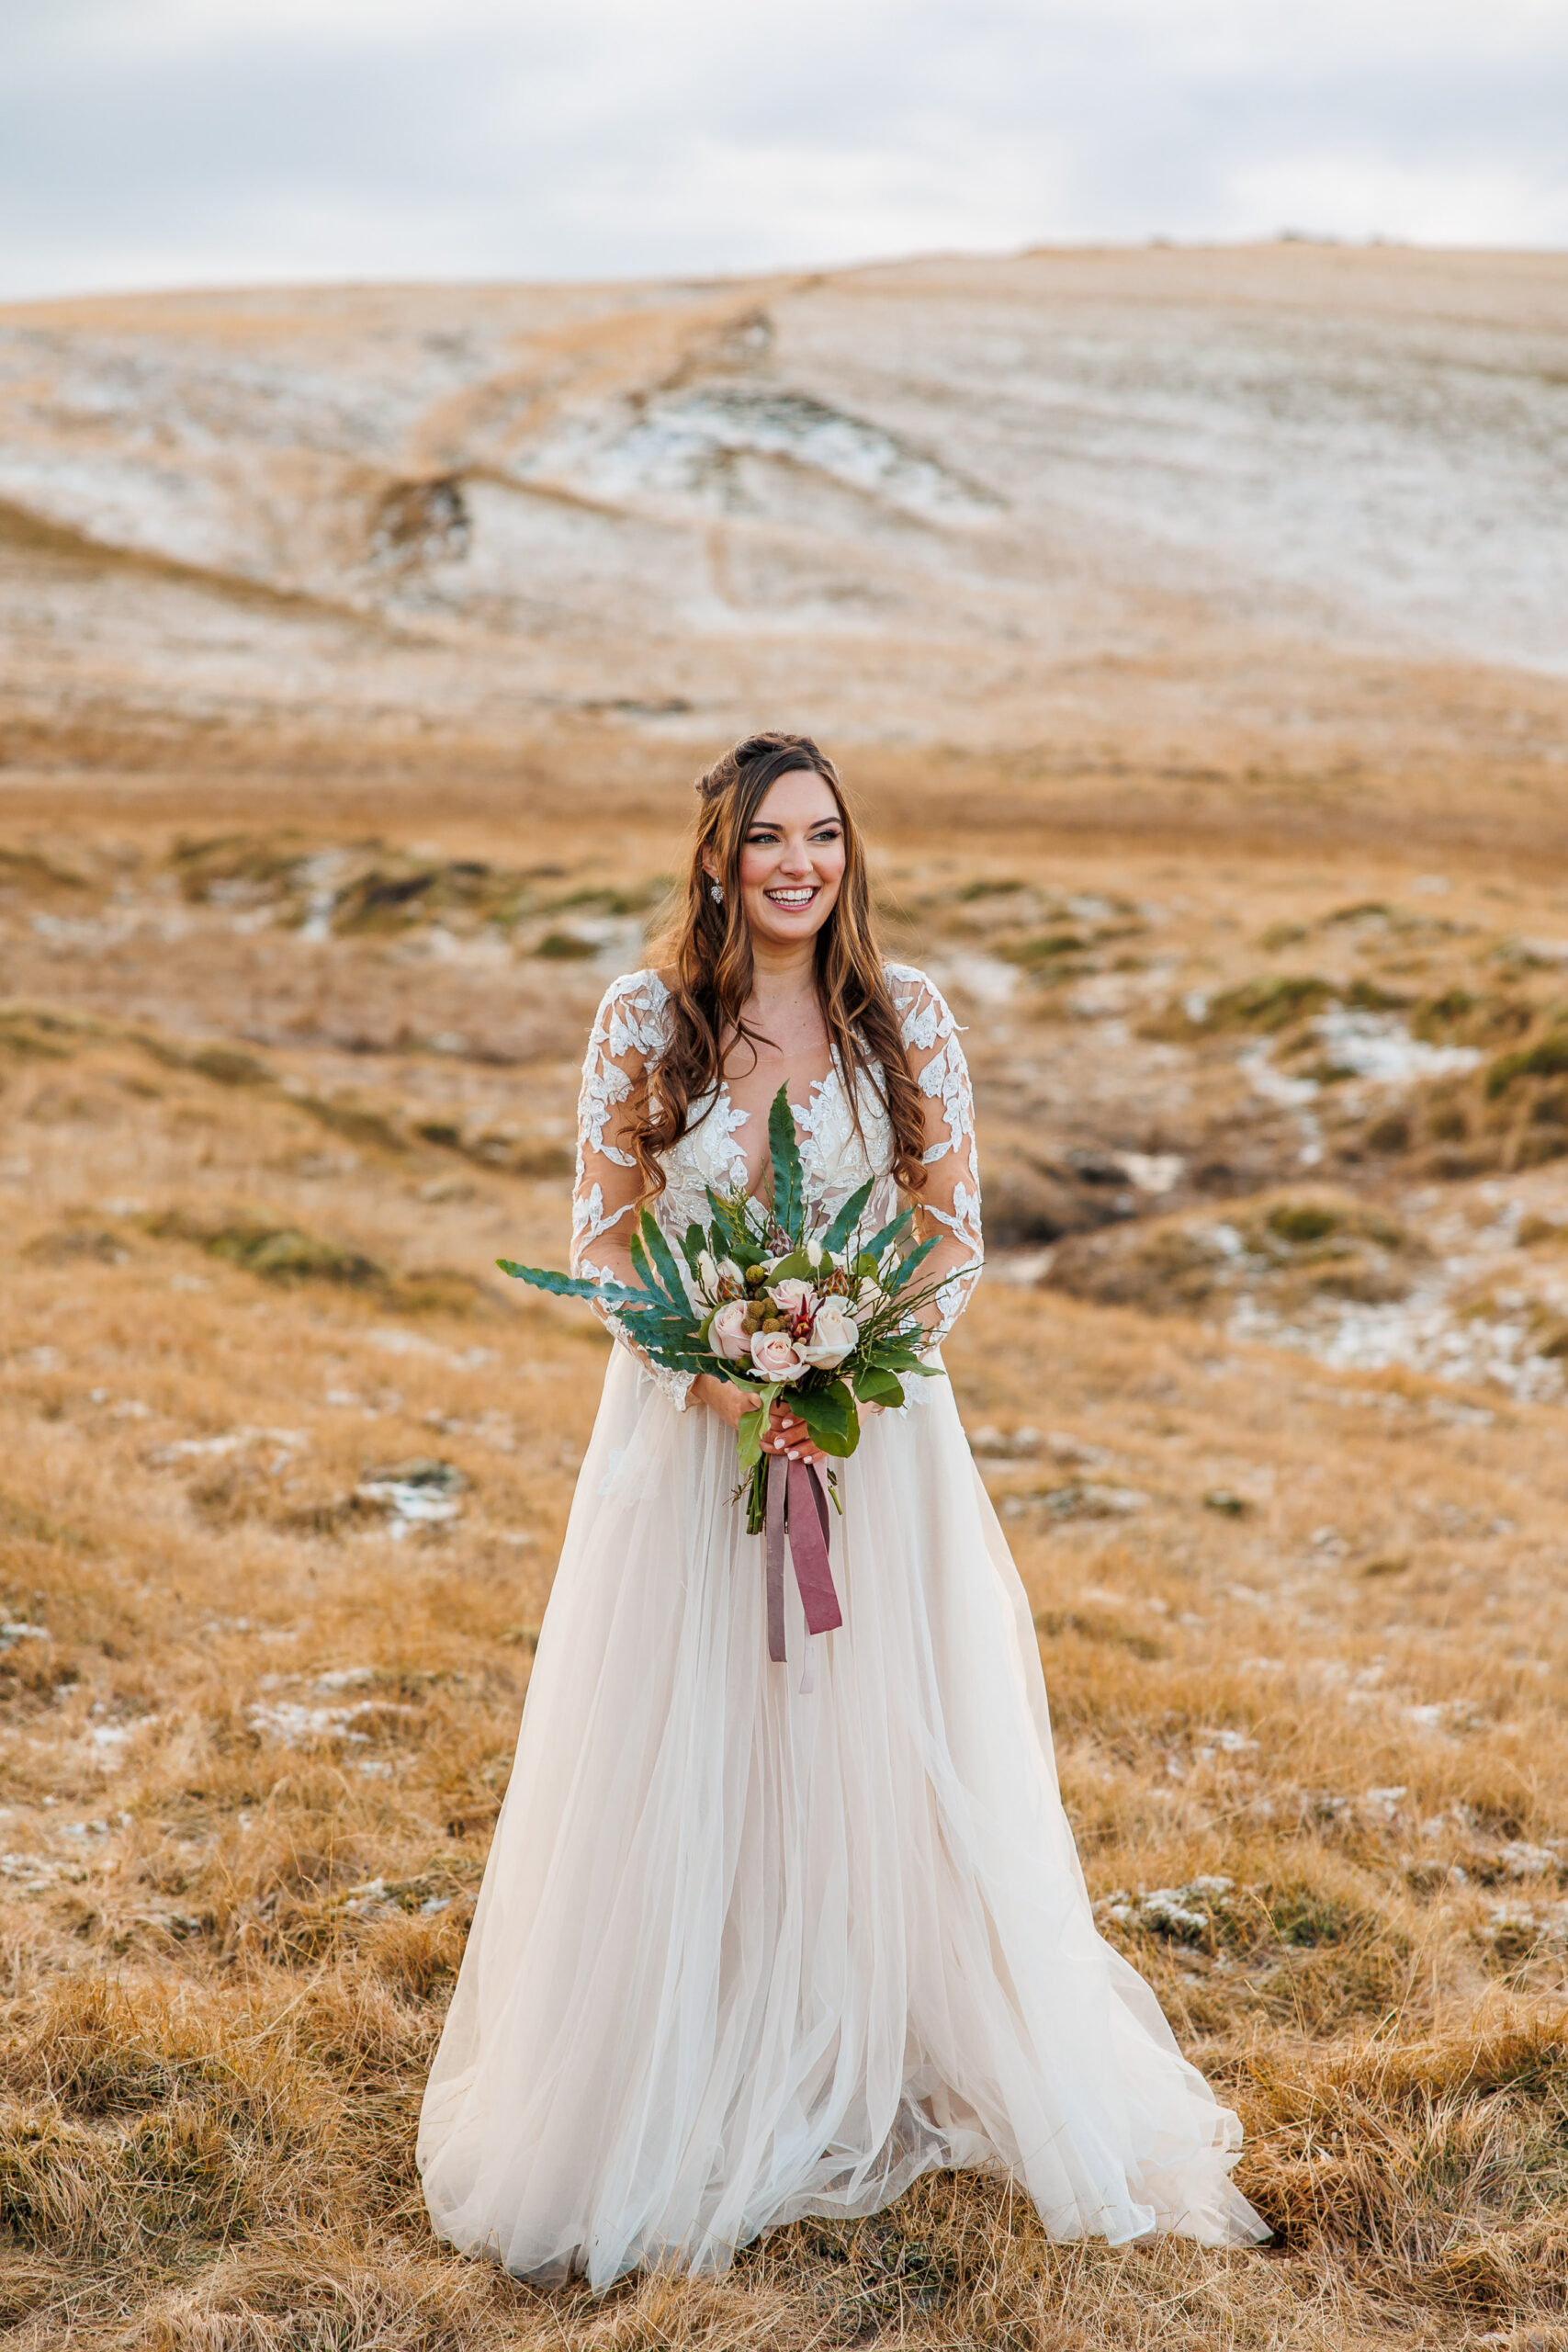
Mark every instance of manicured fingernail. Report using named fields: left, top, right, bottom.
left=787, top=1449, right=799, bottom=1460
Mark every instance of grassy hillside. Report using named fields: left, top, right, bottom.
left=3, top=738, right=1568, bottom=2347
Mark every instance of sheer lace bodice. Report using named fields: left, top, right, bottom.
left=570, top=965, right=984, bottom=1408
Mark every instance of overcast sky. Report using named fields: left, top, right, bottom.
left=2, top=0, right=1565, bottom=301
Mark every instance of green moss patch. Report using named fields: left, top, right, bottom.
left=1486, top=1028, right=1568, bottom=1098
left=145, top=1207, right=383, bottom=1290
left=1205, top=975, right=1334, bottom=1032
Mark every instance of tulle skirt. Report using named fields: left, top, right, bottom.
left=418, top=1348, right=1267, bottom=2284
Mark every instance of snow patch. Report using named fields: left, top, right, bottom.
left=536, top=387, right=996, bottom=524
left=1312, top=1006, right=1481, bottom=1085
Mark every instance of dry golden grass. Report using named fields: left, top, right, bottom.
left=5, top=741, right=1568, bottom=2347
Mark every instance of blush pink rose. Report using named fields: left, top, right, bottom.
left=750, top=1329, right=807, bottom=1383
left=708, top=1299, right=752, bottom=1363
left=796, top=1301, right=859, bottom=1369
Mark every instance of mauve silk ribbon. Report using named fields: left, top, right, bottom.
left=764, top=1453, right=841, bottom=1678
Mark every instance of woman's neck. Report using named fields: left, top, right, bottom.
left=746, top=933, right=818, bottom=1009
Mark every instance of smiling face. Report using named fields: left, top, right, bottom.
left=726, top=767, right=846, bottom=952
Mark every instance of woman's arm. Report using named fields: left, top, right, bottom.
left=890, top=969, right=984, bottom=1348
left=571, top=974, right=696, bottom=1412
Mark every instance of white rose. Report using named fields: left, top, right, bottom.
left=797, top=1301, right=859, bottom=1369
left=771, top=1277, right=818, bottom=1321
left=709, top=1299, right=752, bottom=1363
left=750, top=1330, right=807, bottom=1383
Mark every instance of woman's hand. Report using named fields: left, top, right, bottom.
left=761, top=1395, right=824, bottom=1466
left=692, top=1376, right=879, bottom=1467
left=691, top=1372, right=750, bottom=1431
left=693, top=1374, right=824, bottom=1462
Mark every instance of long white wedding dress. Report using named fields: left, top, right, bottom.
left=419, top=964, right=1267, bottom=2283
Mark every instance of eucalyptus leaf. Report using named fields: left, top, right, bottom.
left=862, top=1209, right=914, bottom=1264
left=736, top=1379, right=781, bottom=1473
left=705, top=1189, right=767, bottom=1268
left=796, top=1380, right=860, bottom=1457
left=821, top=1178, right=874, bottom=1256
left=626, top=1312, right=703, bottom=1346
left=497, top=1260, right=651, bottom=1308
left=767, top=1084, right=806, bottom=1241
left=626, top=1225, right=659, bottom=1298
left=886, top=1233, right=940, bottom=1298
left=639, top=1210, right=692, bottom=1310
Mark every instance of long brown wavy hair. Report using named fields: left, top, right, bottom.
left=628, top=731, right=928, bottom=1204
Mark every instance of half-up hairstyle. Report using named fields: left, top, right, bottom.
left=628, top=731, right=928, bottom=1204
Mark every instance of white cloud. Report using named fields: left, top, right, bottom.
left=0, top=0, right=1563, bottom=300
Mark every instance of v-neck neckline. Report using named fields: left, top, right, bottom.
left=714, top=1060, right=840, bottom=1192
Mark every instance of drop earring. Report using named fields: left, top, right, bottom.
left=709, top=881, right=724, bottom=904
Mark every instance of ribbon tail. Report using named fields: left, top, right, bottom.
left=764, top=1453, right=788, bottom=1665
left=786, top=1455, right=842, bottom=1639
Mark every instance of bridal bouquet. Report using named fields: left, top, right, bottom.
left=499, top=1087, right=949, bottom=1670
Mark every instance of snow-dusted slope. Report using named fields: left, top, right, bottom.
left=1, top=245, right=1563, bottom=744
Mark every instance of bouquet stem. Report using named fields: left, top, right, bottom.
left=744, top=1457, right=768, bottom=1537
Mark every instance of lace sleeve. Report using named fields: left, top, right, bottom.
left=888, top=965, right=983, bottom=1350
left=571, top=970, right=695, bottom=1412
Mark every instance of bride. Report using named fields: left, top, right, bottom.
left=418, top=731, right=1267, bottom=2283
